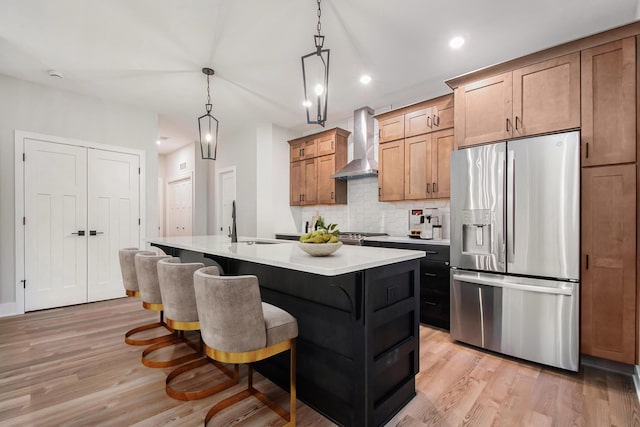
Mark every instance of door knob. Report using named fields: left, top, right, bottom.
left=89, top=230, right=104, bottom=236
left=71, top=230, right=85, bottom=236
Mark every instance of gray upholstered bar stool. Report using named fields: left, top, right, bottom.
left=134, top=251, right=185, bottom=367
left=119, top=248, right=174, bottom=346
left=194, top=267, right=298, bottom=426
left=157, top=259, right=238, bottom=401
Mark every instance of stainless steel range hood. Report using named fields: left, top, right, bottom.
left=331, top=106, right=378, bottom=179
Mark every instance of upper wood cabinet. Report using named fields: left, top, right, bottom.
left=404, top=128, right=454, bottom=200
left=582, top=37, right=636, bottom=166
left=378, top=139, right=405, bottom=201
left=377, top=94, right=455, bottom=201
left=289, top=158, right=317, bottom=206
left=455, top=72, right=512, bottom=148
left=288, top=128, right=350, bottom=206
left=581, top=164, right=636, bottom=364
left=378, top=115, right=405, bottom=143
left=316, top=133, right=336, bottom=156
left=455, top=53, right=580, bottom=148
left=431, top=128, right=453, bottom=199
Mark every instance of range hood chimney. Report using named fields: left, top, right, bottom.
left=331, top=106, right=378, bottom=180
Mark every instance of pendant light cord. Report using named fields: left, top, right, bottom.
left=317, top=0, right=322, bottom=37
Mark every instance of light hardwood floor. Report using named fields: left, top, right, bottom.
left=1, top=298, right=638, bottom=426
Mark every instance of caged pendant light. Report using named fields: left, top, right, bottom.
left=301, top=0, right=330, bottom=127
left=198, top=67, right=219, bottom=160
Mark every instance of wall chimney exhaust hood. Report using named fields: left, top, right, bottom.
left=331, top=106, right=378, bottom=180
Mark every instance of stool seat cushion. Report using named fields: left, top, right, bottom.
left=262, top=303, right=298, bottom=346
left=157, top=258, right=207, bottom=323
left=135, top=252, right=171, bottom=304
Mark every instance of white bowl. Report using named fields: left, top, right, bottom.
left=298, top=241, right=343, bottom=257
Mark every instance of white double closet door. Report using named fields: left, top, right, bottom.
left=24, top=139, right=140, bottom=311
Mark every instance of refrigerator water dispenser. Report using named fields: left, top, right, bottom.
left=461, top=209, right=492, bottom=255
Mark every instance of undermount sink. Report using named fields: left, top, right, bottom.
left=238, top=240, right=277, bottom=245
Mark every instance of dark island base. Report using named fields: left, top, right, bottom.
left=155, top=244, right=420, bottom=427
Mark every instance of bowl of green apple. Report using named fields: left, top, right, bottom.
left=298, top=223, right=342, bottom=257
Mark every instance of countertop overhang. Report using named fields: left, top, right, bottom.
left=147, top=235, right=425, bottom=276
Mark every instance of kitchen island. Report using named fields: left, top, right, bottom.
left=147, top=235, right=424, bottom=427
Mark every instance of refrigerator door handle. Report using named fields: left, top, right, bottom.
left=511, top=153, right=516, bottom=258
left=452, top=273, right=574, bottom=296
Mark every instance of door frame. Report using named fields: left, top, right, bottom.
left=216, top=166, right=236, bottom=236
left=11, top=130, right=146, bottom=316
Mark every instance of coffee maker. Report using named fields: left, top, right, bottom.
left=408, top=209, right=424, bottom=237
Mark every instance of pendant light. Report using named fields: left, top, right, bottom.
left=198, top=67, right=219, bottom=160
left=301, top=0, right=330, bottom=127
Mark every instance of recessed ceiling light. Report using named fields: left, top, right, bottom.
left=449, top=36, right=465, bottom=49
left=48, top=69, right=63, bottom=79
left=157, top=136, right=168, bottom=145
left=359, top=74, right=372, bottom=85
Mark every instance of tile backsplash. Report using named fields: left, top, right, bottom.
left=299, top=176, right=450, bottom=238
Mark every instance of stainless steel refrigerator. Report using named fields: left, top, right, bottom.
left=450, top=131, right=580, bottom=371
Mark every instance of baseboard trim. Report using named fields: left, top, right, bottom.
left=634, top=366, right=640, bottom=404
left=581, top=354, right=640, bottom=404
left=0, top=302, right=22, bottom=318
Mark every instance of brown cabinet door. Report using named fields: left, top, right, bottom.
left=290, top=142, right=304, bottom=162
left=316, top=134, right=336, bottom=156
left=302, top=140, right=317, bottom=159
left=405, top=107, right=432, bottom=137
left=378, top=114, right=405, bottom=143
left=432, top=128, right=454, bottom=199
left=302, top=158, right=317, bottom=205
left=317, top=154, right=336, bottom=204
left=404, top=134, right=430, bottom=199
left=581, top=164, right=636, bottom=364
left=512, top=53, right=580, bottom=137
left=289, top=161, right=303, bottom=206
left=582, top=37, right=636, bottom=166
left=378, top=140, right=405, bottom=201
left=455, top=72, right=512, bottom=148
left=432, top=95, right=454, bottom=131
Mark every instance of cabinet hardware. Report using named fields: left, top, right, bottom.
left=331, top=191, right=334, bottom=200
left=424, top=301, right=437, bottom=306
left=378, top=187, right=381, bottom=197
left=426, top=116, right=431, bottom=127
left=423, top=272, right=437, bottom=277
left=425, top=250, right=437, bottom=254
left=585, top=142, right=589, bottom=158
left=378, top=129, right=381, bottom=138
left=586, top=254, right=589, bottom=270
left=506, top=118, right=511, bottom=132
left=434, top=115, right=440, bottom=126
left=433, top=182, right=437, bottom=193
left=21, top=279, right=26, bottom=289
left=427, top=183, right=431, bottom=193
left=515, top=116, right=520, bottom=130
left=299, top=194, right=302, bottom=202
left=302, top=194, right=305, bottom=202
left=301, top=148, right=305, bottom=157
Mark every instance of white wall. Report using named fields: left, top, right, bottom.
left=256, top=124, right=300, bottom=238
left=0, top=74, right=157, bottom=306
left=214, top=126, right=258, bottom=237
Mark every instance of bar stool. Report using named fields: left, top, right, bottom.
left=194, top=267, right=298, bottom=426
left=119, top=248, right=174, bottom=346
left=157, top=259, right=238, bottom=401
left=134, top=251, right=185, bottom=367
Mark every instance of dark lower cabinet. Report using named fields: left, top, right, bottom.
left=363, top=240, right=450, bottom=329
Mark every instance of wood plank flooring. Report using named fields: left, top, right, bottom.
left=0, top=298, right=638, bottom=426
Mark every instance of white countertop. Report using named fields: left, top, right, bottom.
left=147, top=235, right=425, bottom=276
left=363, top=236, right=450, bottom=246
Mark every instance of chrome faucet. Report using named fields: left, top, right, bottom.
left=230, top=200, right=238, bottom=243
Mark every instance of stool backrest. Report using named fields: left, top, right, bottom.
left=134, top=252, right=171, bottom=304
left=118, top=248, right=146, bottom=292
left=194, top=267, right=266, bottom=353
left=157, top=258, right=206, bottom=323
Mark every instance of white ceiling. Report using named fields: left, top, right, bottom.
left=1, top=0, right=638, bottom=153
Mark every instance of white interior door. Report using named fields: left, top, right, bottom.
left=167, top=176, right=192, bottom=236
left=217, top=168, right=236, bottom=236
left=87, top=149, right=140, bottom=301
left=25, top=139, right=88, bottom=311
